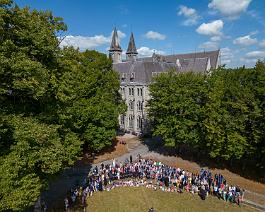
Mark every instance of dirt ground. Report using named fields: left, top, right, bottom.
left=84, top=134, right=141, bottom=164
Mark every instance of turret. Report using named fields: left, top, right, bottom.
left=126, top=32, right=138, bottom=61
left=109, top=27, right=122, bottom=63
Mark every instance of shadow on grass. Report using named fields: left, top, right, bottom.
left=143, top=136, right=265, bottom=184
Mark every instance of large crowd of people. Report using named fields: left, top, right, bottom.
left=64, top=155, right=245, bottom=210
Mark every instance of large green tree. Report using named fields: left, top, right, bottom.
left=149, top=70, right=207, bottom=148
left=0, top=1, right=124, bottom=210
left=56, top=48, right=125, bottom=151
left=149, top=65, right=265, bottom=165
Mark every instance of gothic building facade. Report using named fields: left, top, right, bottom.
left=109, top=28, right=220, bottom=135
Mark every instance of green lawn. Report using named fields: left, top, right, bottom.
left=86, top=187, right=256, bottom=212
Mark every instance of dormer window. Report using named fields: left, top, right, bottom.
left=176, top=59, right=181, bottom=68
left=130, top=72, right=135, bottom=81
left=121, top=73, right=126, bottom=81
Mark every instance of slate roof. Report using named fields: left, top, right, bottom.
left=126, top=33, right=138, bottom=55
left=109, top=27, right=122, bottom=52
left=139, top=50, right=220, bottom=69
left=178, top=58, right=209, bottom=73
left=112, top=50, right=220, bottom=85
left=113, top=61, right=177, bottom=85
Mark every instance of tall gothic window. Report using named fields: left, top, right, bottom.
left=129, top=101, right=134, bottom=110
left=129, top=115, right=134, bottom=128
left=120, top=115, right=125, bottom=125
left=129, top=87, right=134, bottom=96
left=137, top=101, right=143, bottom=111
left=137, top=116, right=143, bottom=129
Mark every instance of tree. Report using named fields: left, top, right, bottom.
left=0, top=1, right=124, bottom=210
left=203, top=68, right=250, bottom=160
left=56, top=48, right=125, bottom=151
left=149, top=65, right=265, bottom=166
left=148, top=70, right=207, bottom=148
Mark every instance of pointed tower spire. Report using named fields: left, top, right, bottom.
left=109, top=27, right=122, bottom=63
left=110, top=27, right=122, bottom=51
left=126, top=32, right=138, bottom=61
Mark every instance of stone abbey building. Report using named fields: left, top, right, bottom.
left=109, top=28, right=220, bottom=135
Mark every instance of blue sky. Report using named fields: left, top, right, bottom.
left=16, top=0, right=265, bottom=67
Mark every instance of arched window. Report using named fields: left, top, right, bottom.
left=137, top=101, right=143, bottom=111
left=137, top=116, right=143, bottom=129
left=129, top=115, right=134, bottom=128
left=129, top=101, right=134, bottom=110
left=140, top=88, right=143, bottom=96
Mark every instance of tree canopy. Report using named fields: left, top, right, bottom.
left=149, top=64, right=265, bottom=165
left=0, top=1, right=124, bottom=210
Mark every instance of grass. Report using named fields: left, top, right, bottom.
left=86, top=187, right=257, bottom=212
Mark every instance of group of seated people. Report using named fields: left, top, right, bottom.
left=64, top=157, right=245, bottom=210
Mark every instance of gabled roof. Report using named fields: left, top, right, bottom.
left=109, top=27, right=122, bottom=52
left=178, top=58, right=210, bottom=73
left=113, top=61, right=177, bottom=85
left=126, top=33, right=138, bottom=55
left=138, top=50, right=220, bottom=69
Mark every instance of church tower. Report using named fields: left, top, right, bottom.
left=126, top=32, right=138, bottom=61
left=109, top=27, right=122, bottom=63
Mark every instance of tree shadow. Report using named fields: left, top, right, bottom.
left=143, top=137, right=265, bottom=184
left=81, top=137, right=124, bottom=164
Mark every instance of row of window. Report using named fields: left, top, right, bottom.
left=123, top=87, right=143, bottom=96
left=121, top=115, right=143, bottom=129
left=121, top=73, right=135, bottom=81
left=121, top=72, right=161, bottom=82
left=128, top=101, right=144, bottom=111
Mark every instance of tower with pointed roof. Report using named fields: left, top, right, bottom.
left=109, top=27, right=122, bottom=63
left=126, top=32, right=138, bottom=61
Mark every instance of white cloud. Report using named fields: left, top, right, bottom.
left=245, top=51, right=265, bottom=59
left=258, top=40, right=265, bottom=49
left=240, top=50, right=265, bottom=65
left=196, top=20, right=223, bottom=36
left=59, top=30, right=126, bottom=50
left=144, top=31, right=166, bottom=40
left=178, top=5, right=200, bottom=26
left=220, top=47, right=234, bottom=64
left=210, top=36, right=222, bottom=42
left=233, top=35, right=257, bottom=47
left=137, top=47, right=165, bottom=57
left=208, top=0, right=252, bottom=20
left=240, top=58, right=257, bottom=64
left=199, top=41, right=219, bottom=50
left=115, top=30, right=126, bottom=39
left=60, top=35, right=110, bottom=50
